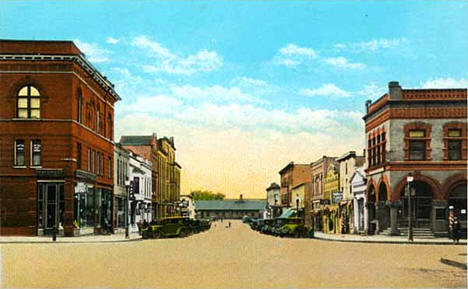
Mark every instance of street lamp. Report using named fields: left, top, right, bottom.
left=124, top=178, right=133, bottom=239
left=406, top=173, right=414, bottom=242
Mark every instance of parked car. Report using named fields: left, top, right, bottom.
left=141, top=217, right=192, bottom=239
left=242, top=215, right=253, bottom=223
left=276, top=217, right=312, bottom=238
left=261, top=219, right=275, bottom=234
left=200, top=219, right=212, bottom=231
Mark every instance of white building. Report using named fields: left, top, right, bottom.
left=180, top=195, right=195, bottom=219
left=128, top=151, right=152, bottom=233
left=350, top=165, right=367, bottom=234
left=266, top=182, right=281, bottom=218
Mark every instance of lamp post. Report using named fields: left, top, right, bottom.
left=406, top=173, right=414, bottom=242
left=124, top=178, right=133, bottom=239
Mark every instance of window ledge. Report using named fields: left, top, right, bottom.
left=12, top=118, right=41, bottom=121
left=12, top=165, right=27, bottom=169
left=30, top=166, right=43, bottom=169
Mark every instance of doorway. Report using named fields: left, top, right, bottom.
left=38, top=183, right=64, bottom=234
left=400, top=181, right=433, bottom=228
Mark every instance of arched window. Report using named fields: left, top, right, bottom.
left=17, top=85, right=40, bottom=118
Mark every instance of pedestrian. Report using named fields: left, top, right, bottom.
left=453, top=217, right=461, bottom=244
left=228, top=221, right=231, bottom=228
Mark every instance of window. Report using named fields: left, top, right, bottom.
left=96, top=152, right=99, bottom=175
left=17, top=85, right=41, bottom=119
left=448, top=140, right=462, bottom=160
left=31, top=140, right=41, bottom=166
left=448, top=129, right=461, bottom=137
left=404, top=123, right=431, bottom=161
left=92, top=150, right=95, bottom=173
left=15, top=140, right=25, bottom=166
left=77, top=89, right=82, bottom=123
left=409, top=140, right=426, bottom=160
left=101, top=153, right=104, bottom=176
left=108, top=114, right=113, bottom=140
left=87, top=148, right=91, bottom=171
left=96, top=109, right=100, bottom=133
left=77, top=143, right=82, bottom=169
left=108, top=157, right=112, bottom=179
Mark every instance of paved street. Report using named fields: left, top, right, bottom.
left=1, top=221, right=466, bottom=288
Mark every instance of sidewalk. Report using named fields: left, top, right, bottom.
left=314, top=231, right=467, bottom=245
left=0, top=232, right=142, bottom=244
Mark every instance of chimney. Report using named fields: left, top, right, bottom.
left=388, top=81, right=402, bottom=100
left=170, top=136, right=174, bottom=146
left=240, top=194, right=243, bottom=201
left=365, top=99, right=372, bottom=113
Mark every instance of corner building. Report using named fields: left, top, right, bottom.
left=0, top=40, right=120, bottom=236
left=364, top=81, right=467, bottom=237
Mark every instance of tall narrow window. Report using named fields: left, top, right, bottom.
left=17, top=85, right=41, bottom=119
left=77, top=89, right=82, bottom=123
left=87, top=148, right=91, bottom=171
left=108, top=114, right=113, bottom=140
left=77, top=143, right=82, bottom=169
left=101, top=153, right=104, bottom=176
left=31, top=139, right=41, bottom=166
left=96, top=109, right=100, bottom=133
left=108, top=157, right=112, bottom=179
left=448, top=140, right=462, bottom=160
left=15, top=140, right=25, bottom=166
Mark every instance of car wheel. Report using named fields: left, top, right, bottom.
left=152, top=231, right=160, bottom=239
left=180, top=230, right=187, bottom=238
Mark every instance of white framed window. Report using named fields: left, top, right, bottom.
left=14, top=140, right=25, bottom=166
left=31, top=139, right=41, bottom=166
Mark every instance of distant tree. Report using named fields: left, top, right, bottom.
left=191, top=190, right=225, bottom=200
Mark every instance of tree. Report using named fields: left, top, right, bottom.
left=190, top=190, right=225, bottom=200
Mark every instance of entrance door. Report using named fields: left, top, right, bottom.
left=400, top=181, right=433, bottom=229
left=38, top=183, right=64, bottom=234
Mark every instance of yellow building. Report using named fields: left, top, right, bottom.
left=322, top=163, right=341, bottom=234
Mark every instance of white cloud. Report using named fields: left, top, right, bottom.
left=74, top=39, right=111, bottom=63
left=170, top=85, right=263, bottom=104
left=335, top=38, right=409, bottom=53
left=356, top=83, right=387, bottom=100
left=106, top=37, right=121, bottom=45
left=323, top=56, right=365, bottom=69
left=132, top=35, right=222, bottom=75
left=231, top=77, right=268, bottom=87
left=274, top=43, right=317, bottom=67
left=301, top=83, right=350, bottom=97
left=279, top=43, right=317, bottom=58
left=420, top=77, right=468, bottom=89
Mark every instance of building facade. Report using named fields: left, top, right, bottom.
left=363, top=81, right=467, bottom=237
left=279, top=162, right=312, bottom=211
left=336, top=151, right=365, bottom=233
left=266, top=182, right=281, bottom=218
left=308, top=156, right=336, bottom=230
left=113, top=144, right=129, bottom=232
left=128, top=151, right=152, bottom=232
left=194, top=196, right=267, bottom=220
left=350, top=165, right=367, bottom=234
left=322, top=163, right=341, bottom=234
left=120, top=134, right=181, bottom=221
left=180, top=194, right=195, bottom=219
left=0, top=40, right=120, bottom=236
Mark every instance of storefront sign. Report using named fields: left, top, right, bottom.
left=75, top=182, right=88, bottom=193
left=332, top=192, right=343, bottom=204
left=36, top=168, right=64, bottom=179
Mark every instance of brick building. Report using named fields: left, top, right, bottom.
left=308, top=156, right=336, bottom=230
left=363, top=81, right=467, bottom=237
left=0, top=40, right=120, bottom=236
left=278, top=162, right=312, bottom=212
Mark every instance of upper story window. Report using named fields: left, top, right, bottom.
left=77, top=143, right=82, bottom=169
left=404, top=123, right=432, bottom=161
left=96, top=109, right=100, bottom=133
left=17, top=85, right=40, bottom=119
left=77, top=89, right=82, bottom=123
left=368, top=129, right=386, bottom=167
left=15, top=140, right=25, bottom=166
left=443, top=122, right=467, bottom=161
left=31, top=139, right=41, bottom=166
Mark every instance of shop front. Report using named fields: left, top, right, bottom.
left=74, top=182, right=95, bottom=236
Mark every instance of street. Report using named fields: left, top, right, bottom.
left=1, top=221, right=466, bottom=288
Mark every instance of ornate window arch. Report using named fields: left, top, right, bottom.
left=17, top=85, right=41, bottom=118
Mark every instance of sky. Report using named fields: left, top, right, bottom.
left=1, top=0, right=467, bottom=198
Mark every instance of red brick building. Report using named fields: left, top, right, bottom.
left=363, top=81, right=467, bottom=237
left=279, top=162, right=312, bottom=212
left=0, top=40, right=120, bottom=236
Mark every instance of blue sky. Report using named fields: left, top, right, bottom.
left=1, top=0, right=467, bottom=197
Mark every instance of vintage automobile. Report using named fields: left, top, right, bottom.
left=199, top=219, right=212, bottom=231
left=275, top=217, right=312, bottom=238
left=260, top=219, right=275, bottom=234
left=142, top=217, right=192, bottom=239
left=242, top=215, right=253, bottom=224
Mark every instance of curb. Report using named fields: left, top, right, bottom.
left=0, top=237, right=143, bottom=244
left=440, top=258, right=468, bottom=270
left=313, top=235, right=467, bottom=245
